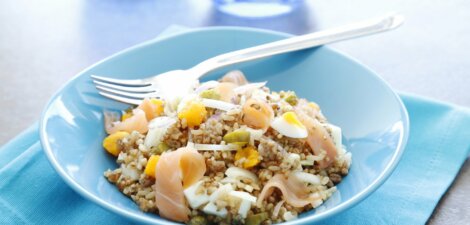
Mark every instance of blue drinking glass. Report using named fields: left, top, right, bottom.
left=213, top=0, right=304, bottom=18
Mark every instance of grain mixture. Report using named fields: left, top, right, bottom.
left=102, top=71, right=351, bottom=224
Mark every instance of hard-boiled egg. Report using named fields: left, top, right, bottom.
left=271, top=112, right=308, bottom=138
left=183, top=180, right=210, bottom=209
left=202, top=183, right=233, bottom=217
left=202, top=202, right=228, bottom=217
left=229, top=191, right=257, bottom=218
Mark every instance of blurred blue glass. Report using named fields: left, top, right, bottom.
left=214, top=0, right=304, bottom=17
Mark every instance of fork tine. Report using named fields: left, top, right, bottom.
left=93, top=80, right=155, bottom=93
left=91, top=75, right=149, bottom=86
left=98, top=92, right=142, bottom=105
left=96, top=85, right=160, bottom=99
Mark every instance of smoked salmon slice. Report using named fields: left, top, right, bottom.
left=154, top=146, right=206, bottom=222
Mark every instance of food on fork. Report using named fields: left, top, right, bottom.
left=102, top=70, right=352, bottom=224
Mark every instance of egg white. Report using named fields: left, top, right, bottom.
left=271, top=116, right=308, bottom=138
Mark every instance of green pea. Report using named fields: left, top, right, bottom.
left=245, top=212, right=268, bottom=225
left=150, top=142, right=169, bottom=155
left=188, top=216, right=208, bottom=225
left=284, top=92, right=298, bottom=106
left=200, top=89, right=221, bottom=100
left=223, top=130, right=250, bottom=146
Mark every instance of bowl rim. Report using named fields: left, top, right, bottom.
left=40, top=26, right=409, bottom=225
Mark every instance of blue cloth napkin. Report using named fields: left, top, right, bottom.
left=1, top=28, right=469, bottom=225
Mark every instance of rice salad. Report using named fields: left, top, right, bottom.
left=102, top=70, right=352, bottom=225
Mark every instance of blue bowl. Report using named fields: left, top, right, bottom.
left=40, top=27, right=409, bottom=224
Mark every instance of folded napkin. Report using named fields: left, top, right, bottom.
left=1, top=28, right=469, bottom=225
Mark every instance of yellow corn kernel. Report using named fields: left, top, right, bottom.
left=144, top=155, right=160, bottom=178
left=121, top=112, right=132, bottom=121
left=177, top=101, right=207, bottom=127
left=102, top=132, right=129, bottom=157
left=150, top=98, right=164, bottom=116
left=235, top=146, right=260, bottom=169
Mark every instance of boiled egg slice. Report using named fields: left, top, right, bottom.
left=183, top=180, right=210, bottom=209
left=271, top=112, right=308, bottom=138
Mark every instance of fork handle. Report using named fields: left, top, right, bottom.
left=190, top=13, right=404, bottom=77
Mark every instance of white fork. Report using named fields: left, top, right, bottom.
left=92, top=13, right=404, bottom=105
